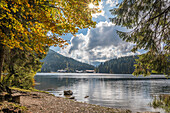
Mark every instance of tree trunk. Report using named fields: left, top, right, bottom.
left=0, top=44, right=12, bottom=100
left=0, top=43, right=5, bottom=82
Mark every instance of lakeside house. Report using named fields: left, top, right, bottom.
left=85, top=70, right=95, bottom=73
left=75, top=70, right=84, bottom=73
left=57, top=69, right=67, bottom=73
left=57, top=69, right=95, bottom=73
left=76, top=70, right=95, bottom=73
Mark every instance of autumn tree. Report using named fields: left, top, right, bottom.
left=0, top=0, right=101, bottom=80
left=110, top=0, right=170, bottom=76
left=2, top=47, right=48, bottom=89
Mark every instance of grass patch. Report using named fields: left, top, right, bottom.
left=10, top=87, right=53, bottom=95
left=30, top=88, right=50, bottom=94
left=10, top=87, right=31, bottom=92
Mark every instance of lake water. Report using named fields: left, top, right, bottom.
left=35, top=73, right=170, bottom=113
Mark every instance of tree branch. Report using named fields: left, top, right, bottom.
left=148, top=6, right=170, bottom=21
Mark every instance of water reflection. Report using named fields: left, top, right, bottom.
left=35, top=74, right=170, bottom=113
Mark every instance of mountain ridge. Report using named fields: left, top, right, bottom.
left=41, top=49, right=95, bottom=72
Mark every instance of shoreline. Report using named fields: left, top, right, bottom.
left=0, top=89, right=131, bottom=113
left=35, top=73, right=169, bottom=80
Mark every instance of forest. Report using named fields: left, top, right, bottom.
left=96, top=56, right=138, bottom=74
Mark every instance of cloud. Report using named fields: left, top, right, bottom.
left=57, top=21, right=140, bottom=65
left=68, top=34, right=85, bottom=54
left=106, top=0, right=118, bottom=7
left=86, top=22, right=122, bottom=50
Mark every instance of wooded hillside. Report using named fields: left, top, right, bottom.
left=96, top=56, right=138, bottom=74
left=41, top=50, right=95, bottom=72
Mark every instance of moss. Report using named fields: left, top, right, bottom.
left=30, top=88, right=49, bottom=94
left=10, top=87, right=31, bottom=92
left=10, top=87, right=48, bottom=93
left=0, top=102, right=27, bottom=112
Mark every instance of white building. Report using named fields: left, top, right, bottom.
left=85, top=70, right=95, bottom=73
left=57, top=69, right=67, bottom=73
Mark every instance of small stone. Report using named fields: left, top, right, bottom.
left=64, top=90, right=73, bottom=95
left=84, top=96, right=89, bottom=98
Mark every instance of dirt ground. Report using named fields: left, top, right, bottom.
left=0, top=90, right=162, bottom=113
left=19, top=91, right=131, bottom=113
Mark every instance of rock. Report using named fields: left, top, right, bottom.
left=12, top=95, right=20, bottom=103
left=64, top=90, right=73, bottom=95
left=69, top=96, right=75, bottom=99
left=32, top=96, right=41, bottom=98
left=32, top=93, right=38, bottom=96
left=84, top=96, right=89, bottom=98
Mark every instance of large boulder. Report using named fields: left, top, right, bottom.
left=64, top=90, right=73, bottom=95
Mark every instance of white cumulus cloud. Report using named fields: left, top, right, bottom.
left=57, top=21, right=140, bottom=65
left=106, top=0, right=118, bottom=7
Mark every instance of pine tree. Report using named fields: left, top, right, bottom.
left=110, top=0, right=170, bottom=76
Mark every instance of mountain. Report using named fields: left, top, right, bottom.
left=91, top=61, right=102, bottom=67
left=40, top=49, right=95, bottom=72
left=96, top=55, right=139, bottom=74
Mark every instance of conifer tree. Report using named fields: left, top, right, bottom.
left=110, top=0, right=170, bottom=76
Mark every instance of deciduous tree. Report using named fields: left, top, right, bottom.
left=0, top=0, right=101, bottom=80
left=2, top=47, right=48, bottom=89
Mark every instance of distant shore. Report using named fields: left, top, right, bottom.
left=36, top=72, right=168, bottom=80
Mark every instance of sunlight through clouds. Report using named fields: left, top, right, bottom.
left=91, top=1, right=105, bottom=18
left=89, top=3, right=95, bottom=9
left=51, top=0, right=144, bottom=66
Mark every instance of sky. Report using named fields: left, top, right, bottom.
left=51, top=0, right=143, bottom=66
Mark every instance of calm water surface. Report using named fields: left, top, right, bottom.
left=35, top=73, right=170, bottom=113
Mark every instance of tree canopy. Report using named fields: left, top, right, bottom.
left=110, top=0, right=170, bottom=76
left=0, top=0, right=101, bottom=53
left=2, top=47, right=48, bottom=89
left=0, top=0, right=101, bottom=90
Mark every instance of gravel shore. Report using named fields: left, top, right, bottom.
left=0, top=90, right=131, bottom=113
left=20, top=91, right=131, bottom=113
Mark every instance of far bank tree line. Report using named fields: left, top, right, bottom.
left=96, top=56, right=138, bottom=74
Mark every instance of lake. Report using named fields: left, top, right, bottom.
left=35, top=73, right=170, bottom=113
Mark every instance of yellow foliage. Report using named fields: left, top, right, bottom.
left=0, top=0, right=101, bottom=53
